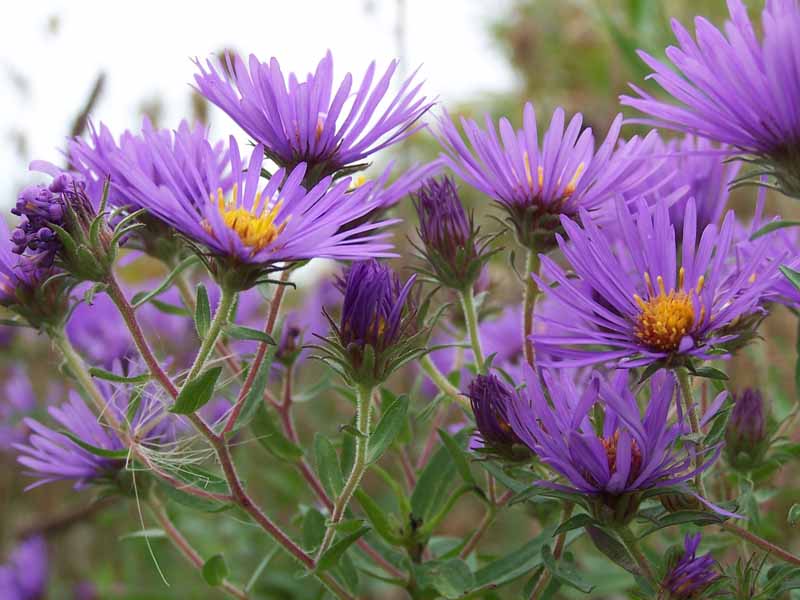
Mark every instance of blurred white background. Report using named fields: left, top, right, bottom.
left=0, top=0, right=514, bottom=207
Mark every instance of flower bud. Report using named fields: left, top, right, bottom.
left=725, top=388, right=769, bottom=470
left=413, top=177, right=495, bottom=290
left=659, top=534, right=719, bottom=599
left=466, top=374, right=529, bottom=460
left=319, top=260, right=423, bottom=386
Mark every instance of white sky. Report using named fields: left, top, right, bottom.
left=0, top=0, right=515, bottom=206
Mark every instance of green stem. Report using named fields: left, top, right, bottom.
left=523, top=250, right=541, bottom=368
left=186, top=285, right=237, bottom=383
left=675, top=367, right=707, bottom=496
left=459, top=287, right=485, bottom=370
left=618, top=526, right=656, bottom=586
left=317, top=383, right=373, bottom=558
left=419, top=354, right=468, bottom=409
left=528, top=502, right=573, bottom=599
left=51, top=329, right=122, bottom=430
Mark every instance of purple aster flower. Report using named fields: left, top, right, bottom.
left=508, top=368, right=720, bottom=524
left=620, top=0, right=800, bottom=197
left=111, top=131, right=397, bottom=289
left=15, top=379, right=178, bottom=489
left=533, top=197, right=782, bottom=368
left=0, top=536, right=48, bottom=600
left=725, top=388, right=769, bottom=470
left=436, top=102, right=660, bottom=250
left=0, top=217, right=30, bottom=307
left=319, top=259, right=421, bottom=385
left=466, top=373, right=528, bottom=459
left=623, top=135, right=740, bottom=240
left=660, top=533, right=720, bottom=599
left=193, top=51, right=433, bottom=180
left=413, top=176, right=494, bottom=290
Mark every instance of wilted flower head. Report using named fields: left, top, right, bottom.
left=725, top=388, right=769, bottom=470
left=467, top=373, right=527, bottom=459
left=15, top=382, right=177, bottom=490
left=0, top=536, right=48, bottom=600
left=660, top=534, right=720, bottom=599
left=319, top=260, right=422, bottom=386
left=621, top=0, right=800, bottom=197
left=508, top=369, right=720, bottom=524
left=413, top=177, right=493, bottom=290
left=193, top=50, right=433, bottom=182
left=436, top=102, right=658, bottom=250
left=534, top=198, right=781, bottom=369
left=112, top=132, right=397, bottom=290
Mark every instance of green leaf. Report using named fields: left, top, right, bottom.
left=149, top=298, right=191, bottom=317
left=411, top=444, right=456, bottom=523
left=131, top=256, right=199, bottom=308
left=437, top=428, right=475, bottom=485
left=170, top=366, right=222, bottom=414
left=689, top=365, right=728, bottom=381
left=250, top=404, right=304, bottom=461
left=367, top=394, right=409, bottom=464
left=202, top=554, right=229, bottom=587
left=224, top=325, right=275, bottom=344
left=316, top=526, right=371, bottom=573
left=60, top=431, right=130, bottom=459
left=303, top=508, right=327, bottom=551
left=355, top=489, right=403, bottom=545
left=195, top=284, right=211, bottom=338
left=314, top=434, right=344, bottom=497
left=788, top=504, right=800, bottom=526
left=230, top=348, right=275, bottom=433
left=750, top=220, right=800, bottom=240
left=88, top=367, right=150, bottom=384
left=541, top=545, right=594, bottom=593
left=428, top=559, right=475, bottom=599
left=781, top=265, right=800, bottom=294
left=554, top=513, right=596, bottom=536
left=585, top=526, right=639, bottom=576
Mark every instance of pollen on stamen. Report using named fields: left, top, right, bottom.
left=633, top=269, right=698, bottom=352
left=203, top=185, right=288, bottom=254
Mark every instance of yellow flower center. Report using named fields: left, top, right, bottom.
left=522, top=152, right=584, bottom=198
left=633, top=268, right=705, bottom=352
left=204, top=184, right=288, bottom=254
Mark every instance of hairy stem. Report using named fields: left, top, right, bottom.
left=149, top=495, right=249, bottom=600
left=676, top=367, right=707, bottom=496
left=419, top=354, right=468, bottom=409
left=186, top=284, right=237, bottom=383
left=522, top=249, right=541, bottom=368
left=225, top=270, right=290, bottom=433
left=721, top=522, right=800, bottom=566
left=459, top=286, right=485, bottom=370
left=317, top=383, right=373, bottom=559
left=528, top=502, right=573, bottom=599
left=619, top=525, right=656, bottom=586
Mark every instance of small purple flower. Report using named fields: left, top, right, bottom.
left=508, top=369, right=720, bottom=523
left=0, top=218, right=29, bottom=307
left=320, top=260, right=420, bottom=385
left=661, top=534, right=719, bottom=599
left=413, top=177, right=492, bottom=289
left=193, top=51, right=433, bottom=179
left=466, top=373, right=526, bottom=458
left=533, top=198, right=782, bottom=368
left=0, top=536, right=48, bottom=600
left=111, top=132, right=397, bottom=288
left=436, top=102, right=659, bottom=250
left=620, top=0, right=800, bottom=196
